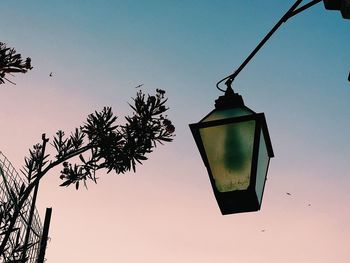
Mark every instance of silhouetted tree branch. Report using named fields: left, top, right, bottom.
left=0, top=42, right=32, bottom=85
left=0, top=88, right=175, bottom=259
left=0, top=42, right=175, bottom=261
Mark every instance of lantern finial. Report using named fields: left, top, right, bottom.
left=224, top=77, right=235, bottom=95
left=215, top=78, right=244, bottom=110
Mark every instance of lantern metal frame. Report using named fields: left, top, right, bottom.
left=190, top=86, right=274, bottom=214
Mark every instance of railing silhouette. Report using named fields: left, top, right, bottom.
left=0, top=151, right=42, bottom=262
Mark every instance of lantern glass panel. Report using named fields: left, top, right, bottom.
left=202, top=107, right=253, bottom=122
left=199, top=119, right=255, bottom=192
left=255, top=129, right=270, bottom=203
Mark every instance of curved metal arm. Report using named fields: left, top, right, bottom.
left=216, top=0, right=322, bottom=92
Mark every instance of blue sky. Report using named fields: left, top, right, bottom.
left=1, top=1, right=350, bottom=262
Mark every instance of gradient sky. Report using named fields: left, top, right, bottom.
left=1, top=1, right=350, bottom=262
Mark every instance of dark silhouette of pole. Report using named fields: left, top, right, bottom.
left=21, top=182, right=40, bottom=260
left=21, top=134, right=49, bottom=261
left=37, top=208, right=52, bottom=263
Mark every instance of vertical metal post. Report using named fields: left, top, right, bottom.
left=37, top=207, right=52, bottom=263
left=21, top=134, right=49, bottom=261
left=20, top=182, right=40, bottom=261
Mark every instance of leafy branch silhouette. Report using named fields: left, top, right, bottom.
left=0, top=42, right=32, bottom=85
left=0, top=83, right=175, bottom=259
left=0, top=40, right=175, bottom=261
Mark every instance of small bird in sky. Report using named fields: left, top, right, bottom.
left=261, top=229, right=266, bottom=232
left=134, top=83, right=143, bottom=89
left=286, top=192, right=291, bottom=196
left=49, top=72, right=53, bottom=77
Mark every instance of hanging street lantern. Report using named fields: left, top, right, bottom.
left=189, top=82, right=274, bottom=215
left=189, top=0, right=348, bottom=215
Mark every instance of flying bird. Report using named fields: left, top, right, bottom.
left=286, top=192, right=291, bottom=196
left=49, top=72, right=53, bottom=77
left=134, top=84, right=143, bottom=89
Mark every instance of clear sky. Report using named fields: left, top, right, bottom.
left=1, top=1, right=350, bottom=262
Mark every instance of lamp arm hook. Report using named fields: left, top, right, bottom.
left=216, top=0, right=322, bottom=93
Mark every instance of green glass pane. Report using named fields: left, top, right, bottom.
left=199, top=120, right=255, bottom=192
left=202, top=108, right=253, bottom=122
left=255, top=129, right=270, bottom=204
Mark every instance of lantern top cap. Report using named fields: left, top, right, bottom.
left=215, top=79, right=245, bottom=110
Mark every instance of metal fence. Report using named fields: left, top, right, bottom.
left=0, top=151, right=42, bottom=262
